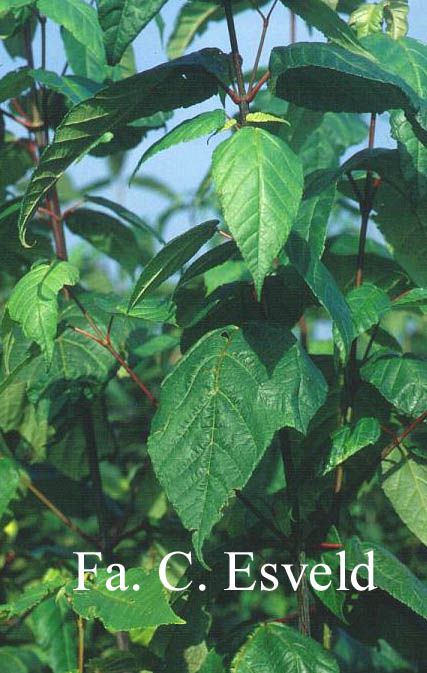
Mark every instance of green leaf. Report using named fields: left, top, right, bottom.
left=322, top=417, right=381, bottom=474
left=131, top=109, right=226, bottom=177
left=212, top=126, right=303, bottom=298
left=68, top=567, right=183, bottom=631
left=361, top=350, right=427, bottom=418
left=0, top=456, right=19, bottom=518
left=61, top=27, right=107, bottom=81
left=65, top=208, right=141, bottom=274
left=7, top=261, right=80, bottom=365
left=349, top=3, right=385, bottom=39
left=178, top=240, right=238, bottom=288
left=167, top=1, right=220, bottom=60
left=37, top=0, right=105, bottom=67
left=345, top=537, right=427, bottom=620
left=285, top=233, right=354, bottom=360
left=30, top=596, right=78, bottom=673
left=0, top=67, right=31, bottom=103
left=392, top=287, right=427, bottom=312
left=85, top=194, right=165, bottom=245
left=269, top=38, right=427, bottom=144
left=293, top=175, right=336, bottom=258
left=31, top=69, right=102, bottom=104
left=345, top=282, right=391, bottom=338
left=98, top=0, right=169, bottom=65
left=128, top=220, right=218, bottom=310
left=232, top=622, right=339, bottom=673
left=0, top=577, right=64, bottom=618
left=148, top=323, right=327, bottom=560
left=384, top=0, right=409, bottom=39
left=0, top=141, right=34, bottom=189
left=245, top=112, right=290, bottom=125
left=379, top=38, right=427, bottom=204
left=280, top=0, right=371, bottom=58
left=18, top=49, right=226, bottom=244
left=119, top=297, right=177, bottom=324
left=382, top=445, right=427, bottom=546
left=0, top=648, right=43, bottom=673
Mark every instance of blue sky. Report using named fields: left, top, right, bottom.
left=1, top=0, right=426, bottom=242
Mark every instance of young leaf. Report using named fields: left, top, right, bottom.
left=36, top=0, right=106, bottom=68
left=269, top=38, right=427, bottom=144
left=322, top=417, right=381, bottom=474
left=383, top=0, right=409, bottom=39
left=65, top=208, right=141, bottom=274
left=349, top=3, right=385, bottom=39
left=361, top=350, right=427, bottom=418
left=285, top=233, right=354, bottom=360
left=7, top=261, right=80, bottom=365
left=212, top=126, right=303, bottom=298
left=131, top=109, right=226, bottom=178
left=0, top=456, right=20, bottom=519
left=345, top=537, right=427, bottom=620
left=68, top=568, right=183, bottom=631
left=18, top=49, right=228, bottom=244
left=232, top=622, right=339, bottom=673
left=127, top=220, right=218, bottom=310
left=382, top=445, right=427, bottom=546
left=280, top=0, right=371, bottom=58
left=245, top=112, right=290, bottom=125
left=148, top=323, right=327, bottom=561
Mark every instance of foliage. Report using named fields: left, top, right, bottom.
left=0, top=1, right=426, bottom=673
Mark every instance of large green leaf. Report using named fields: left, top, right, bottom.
left=232, top=622, right=339, bottom=673
left=148, top=323, right=327, bottom=560
left=85, top=194, right=165, bottom=244
left=97, top=0, right=168, bottom=65
left=321, top=417, right=381, bottom=474
left=284, top=233, right=354, bottom=360
left=65, top=208, right=141, bottom=274
left=293, top=175, right=336, bottom=258
left=361, top=350, right=427, bottom=418
left=128, top=220, right=218, bottom=310
left=212, top=126, right=303, bottom=298
left=7, top=261, right=80, bottom=365
left=30, top=596, right=77, bottom=673
left=37, top=0, right=106, bottom=68
left=280, top=0, right=370, bottom=58
left=31, top=69, right=102, bottom=104
left=269, top=37, right=427, bottom=143
left=68, top=567, right=183, bottom=631
left=132, top=108, right=226, bottom=177
left=0, top=456, right=19, bottom=519
left=382, top=446, right=427, bottom=546
left=18, top=49, right=227, bottom=244
left=345, top=537, right=427, bottom=620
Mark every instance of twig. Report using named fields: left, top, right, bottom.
left=248, top=1, right=278, bottom=91
left=77, top=616, right=85, bottom=673
left=21, top=475, right=97, bottom=546
left=224, top=0, right=249, bottom=122
left=246, top=71, right=270, bottom=103
left=290, top=11, right=296, bottom=44
left=381, top=410, right=427, bottom=460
